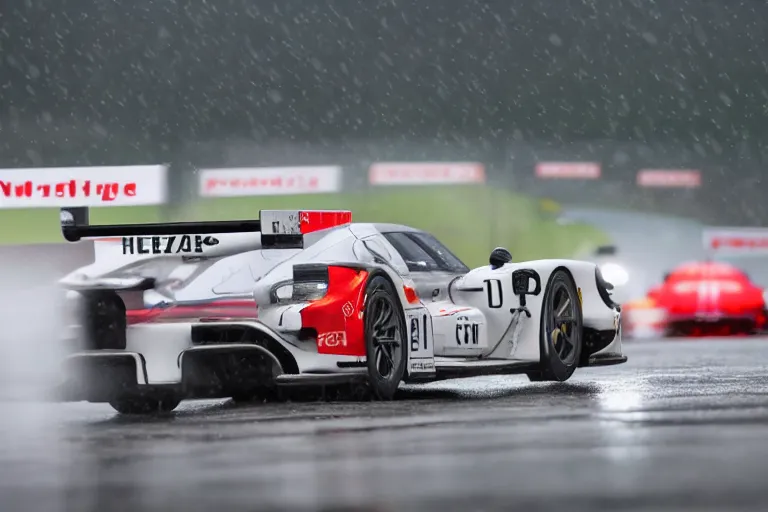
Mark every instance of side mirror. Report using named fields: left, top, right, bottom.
left=489, top=247, right=513, bottom=269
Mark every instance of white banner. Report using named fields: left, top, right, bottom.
left=199, top=166, right=341, bottom=197
left=368, top=162, right=485, bottom=185
left=535, top=162, right=601, bottom=179
left=703, top=227, right=768, bottom=254
left=637, top=169, right=701, bottom=188
left=0, top=165, right=167, bottom=208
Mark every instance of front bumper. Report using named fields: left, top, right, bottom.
left=582, top=308, right=624, bottom=367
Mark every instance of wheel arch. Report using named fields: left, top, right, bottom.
left=548, top=265, right=605, bottom=367
left=361, top=271, right=409, bottom=399
left=360, top=269, right=411, bottom=371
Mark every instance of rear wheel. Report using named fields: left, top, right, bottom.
left=364, top=275, right=407, bottom=400
left=109, top=395, right=181, bottom=415
left=526, top=269, right=583, bottom=382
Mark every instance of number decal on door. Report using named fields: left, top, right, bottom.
left=409, top=313, right=432, bottom=353
left=455, top=320, right=480, bottom=345
left=483, top=279, right=503, bottom=308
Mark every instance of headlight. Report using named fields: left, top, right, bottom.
left=599, top=263, right=629, bottom=287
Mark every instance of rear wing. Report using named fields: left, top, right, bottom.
left=60, top=207, right=352, bottom=257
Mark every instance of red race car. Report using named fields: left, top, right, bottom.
left=624, top=260, right=767, bottom=337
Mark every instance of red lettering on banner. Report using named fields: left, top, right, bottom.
left=204, top=175, right=322, bottom=193
left=0, top=179, right=138, bottom=203
left=17, top=182, right=32, bottom=197
left=636, top=170, right=701, bottom=188
left=710, top=236, right=768, bottom=250
left=200, top=167, right=340, bottom=197
left=535, top=162, right=601, bottom=179
left=55, top=181, right=74, bottom=198
left=369, top=162, right=485, bottom=185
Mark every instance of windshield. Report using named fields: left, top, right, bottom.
left=383, top=232, right=469, bottom=273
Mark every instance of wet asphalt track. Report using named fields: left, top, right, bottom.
left=4, top=244, right=768, bottom=511
left=1, top=339, right=768, bottom=512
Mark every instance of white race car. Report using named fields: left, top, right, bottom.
left=56, top=207, right=625, bottom=414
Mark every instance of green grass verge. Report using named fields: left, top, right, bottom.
left=1, top=206, right=165, bottom=245
left=0, top=186, right=609, bottom=266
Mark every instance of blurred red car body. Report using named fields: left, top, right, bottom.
left=624, top=261, right=767, bottom=337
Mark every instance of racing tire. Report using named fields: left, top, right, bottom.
left=109, top=395, right=181, bottom=415
left=363, top=275, right=407, bottom=400
left=526, top=269, right=583, bottom=383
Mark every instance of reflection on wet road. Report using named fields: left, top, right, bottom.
left=2, top=339, right=768, bottom=511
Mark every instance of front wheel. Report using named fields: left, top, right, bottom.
left=109, top=395, right=181, bottom=415
left=364, top=275, right=407, bottom=400
left=526, top=269, right=583, bottom=382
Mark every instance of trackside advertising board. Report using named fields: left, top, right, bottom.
left=368, top=162, right=485, bottom=185
left=703, top=227, right=768, bottom=255
left=535, top=162, right=601, bottom=179
left=637, top=169, right=702, bottom=188
left=199, top=166, right=342, bottom=197
left=0, top=165, right=168, bottom=208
